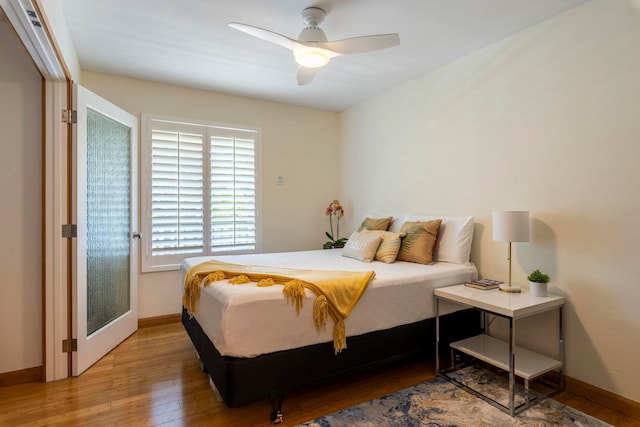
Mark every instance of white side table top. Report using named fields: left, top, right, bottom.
left=435, top=284, right=565, bottom=319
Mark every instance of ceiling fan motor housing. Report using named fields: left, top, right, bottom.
left=299, top=7, right=327, bottom=42
left=301, top=7, right=326, bottom=26
left=298, top=26, right=327, bottom=43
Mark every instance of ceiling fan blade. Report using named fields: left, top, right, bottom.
left=297, top=66, right=317, bottom=86
left=318, top=33, right=400, bottom=55
left=228, top=22, right=297, bottom=51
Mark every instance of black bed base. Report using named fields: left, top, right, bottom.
left=182, top=307, right=479, bottom=409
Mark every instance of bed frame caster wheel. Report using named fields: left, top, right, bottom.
left=270, top=394, right=285, bottom=424
left=271, top=410, right=283, bottom=424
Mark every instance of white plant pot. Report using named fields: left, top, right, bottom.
left=529, top=281, right=548, bottom=297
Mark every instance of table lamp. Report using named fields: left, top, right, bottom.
left=493, top=210, right=529, bottom=293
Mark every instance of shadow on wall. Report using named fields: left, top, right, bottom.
left=521, top=217, right=557, bottom=280
left=518, top=215, right=610, bottom=390
left=469, top=221, right=485, bottom=269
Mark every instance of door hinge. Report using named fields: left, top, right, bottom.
left=61, top=224, right=77, bottom=238
left=62, top=109, right=77, bottom=124
left=62, top=338, right=77, bottom=353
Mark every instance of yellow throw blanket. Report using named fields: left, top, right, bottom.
left=183, top=260, right=376, bottom=353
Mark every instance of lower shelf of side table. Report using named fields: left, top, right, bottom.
left=450, top=334, right=562, bottom=381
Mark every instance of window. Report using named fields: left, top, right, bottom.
left=141, top=115, right=261, bottom=272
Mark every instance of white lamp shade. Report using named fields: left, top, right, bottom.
left=493, top=211, right=530, bottom=242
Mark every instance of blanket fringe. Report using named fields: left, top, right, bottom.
left=313, top=295, right=328, bottom=329
left=333, top=319, right=346, bottom=354
left=229, top=274, right=250, bottom=284
left=184, top=271, right=225, bottom=318
left=203, top=271, right=225, bottom=285
left=283, top=279, right=305, bottom=314
left=257, top=277, right=275, bottom=287
left=182, top=274, right=200, bottom=318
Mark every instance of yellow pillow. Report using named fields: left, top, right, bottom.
left=357, top=216, right=393, bottom=232
left=397, top=220, right=442, bottom=265
left=363, top=229, right=406, bottom=263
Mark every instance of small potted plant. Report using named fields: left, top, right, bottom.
left=527, top=269, right=550, bottom=297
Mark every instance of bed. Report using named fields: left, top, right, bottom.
left=181, top=214, right=481, bottom=421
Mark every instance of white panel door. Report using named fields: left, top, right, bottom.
left=72, top=84, right=138, bottom=375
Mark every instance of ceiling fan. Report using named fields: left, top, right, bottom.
left=229, top=7, right=400, bottom=86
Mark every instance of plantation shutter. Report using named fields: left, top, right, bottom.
left=142, top=115, right=260, bottom=272
left=150, top=125, right=204, bottom=258
left=210, top=130, right=257, bottom=252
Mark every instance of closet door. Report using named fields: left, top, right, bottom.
left=72, top=84, right=139, bottom=375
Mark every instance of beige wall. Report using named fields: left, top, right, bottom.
left=339, top=0, right=640, bottom=402
left=80, top=72, right=341, bottom=318
left=0, top=20, right=43, bottom=373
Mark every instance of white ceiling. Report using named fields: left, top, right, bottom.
left=59, top=0, right=588, bottom=112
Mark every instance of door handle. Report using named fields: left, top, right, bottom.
left=131, top=232, right=142, bottom=239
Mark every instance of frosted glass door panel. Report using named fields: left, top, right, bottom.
left=86, top=108, right=131, bottom=335
left=73, top=84, right=137, bottom=376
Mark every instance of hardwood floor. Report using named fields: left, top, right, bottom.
left=0, top=322, right=636, bottom=426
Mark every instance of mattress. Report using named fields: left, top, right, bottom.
left=181, top=249, right=477, bottom=358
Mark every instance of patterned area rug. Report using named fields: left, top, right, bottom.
left=297, top=366, right=611, bottom=427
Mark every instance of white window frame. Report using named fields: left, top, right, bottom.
left=140, top=114, right=262, bottom=272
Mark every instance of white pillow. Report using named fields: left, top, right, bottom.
left=361, top=213, right=474, bottom=264
left=406, top=214, right=474, bottom=264
left=341, top=231, right=383, bottom=263
left=388, top=215, right=410, bottom=233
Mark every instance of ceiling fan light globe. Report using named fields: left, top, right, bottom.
left=294, top=48, right=329, bottom=68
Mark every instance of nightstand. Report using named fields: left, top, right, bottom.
left=435, top=284, right=565, bottom=416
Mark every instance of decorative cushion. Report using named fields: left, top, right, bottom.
left=405, top=215, right=475, bottom=264
left=341, top=231, right=383, bottom=263
left=361, top=213, right=475, bottom=264
left=362, top=229, right=406, bottom=263
left=357, top=216, right=393, bottom=232
left=397, top=220, right=442, bottom=265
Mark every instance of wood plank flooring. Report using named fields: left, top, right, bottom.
left=0, top=322, right=636, bottom=426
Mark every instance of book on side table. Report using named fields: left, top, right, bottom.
left=464, top=279, right=503, bottom=290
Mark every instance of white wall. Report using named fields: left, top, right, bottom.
left=0, top=19, right=43, bottom=373
left=80, top=72, right=340, bottom=318
left=36, top=0, right=81, bottom=81
left=339, top=0, right=640, bottom=402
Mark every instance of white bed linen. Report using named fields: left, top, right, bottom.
left=181, top=249, right=477, bottom=358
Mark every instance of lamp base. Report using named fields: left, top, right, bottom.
left=499, top=283, right=522, bottom=293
